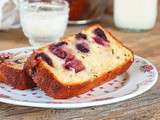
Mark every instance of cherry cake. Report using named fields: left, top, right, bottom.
left=0, top=52, right=36, bottom=90
left=25, top=25, right=134, bottom=99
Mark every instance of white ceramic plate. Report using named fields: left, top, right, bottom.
left=0, top=47, right=158, bottom=109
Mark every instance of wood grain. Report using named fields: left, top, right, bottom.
left=0, top=15, right=159, bottom=120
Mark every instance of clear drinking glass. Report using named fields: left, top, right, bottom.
left=20, top=0, right=69, bottom=47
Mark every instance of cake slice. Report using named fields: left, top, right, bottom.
left=0, top=52, right=36, bottom=90
left=25, top=25, right=134, bottom=99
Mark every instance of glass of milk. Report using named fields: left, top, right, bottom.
left=20, top=0, right=69, bottom=46
left=114, top=0, right=158, bottom=31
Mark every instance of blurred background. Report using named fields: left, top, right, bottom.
left=105, top=0, right=160, bottom=17
left=0, top=0, right=160, bottom=48
left=67, top=0, right=160, bottom=23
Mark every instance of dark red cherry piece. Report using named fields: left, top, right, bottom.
left=75, top=33, right=87, bottom=40
left=94, top=28, right=109, bottom=42
left=76, top=42, right=90, bottom=53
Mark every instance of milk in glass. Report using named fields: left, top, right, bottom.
left=114, top=0, right=158, bottom=31
left=20, top=0, right=69, bottom=46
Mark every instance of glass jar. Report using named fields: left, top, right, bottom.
left=114, top=0, right=158, bottom=31
left=66, top=0, right=106, bottom=25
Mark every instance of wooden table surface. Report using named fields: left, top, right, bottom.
left=0, top=16, right=159, bottom=120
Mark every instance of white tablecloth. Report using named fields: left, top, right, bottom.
left=0, top=0, right=20, bottom=30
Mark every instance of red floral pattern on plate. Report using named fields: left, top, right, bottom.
left=141, top=65, right=153, bottom=72
left=0, top=48, right=157, bottom=109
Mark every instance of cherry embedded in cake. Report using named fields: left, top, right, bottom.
left=24, top=24, right=134, bottom=99
left=64, top=58, right=85, bottom=73
left=93, top=36, right=109, bottom=46
left=75, top=33, right=87, bottom=40
left=94, top=28, right=108, bottom=41
left=76, top=41, right=90, bottom=53
left=93, top=27, right=110, bottom=46
left=35, top=52, right=53, bottom=66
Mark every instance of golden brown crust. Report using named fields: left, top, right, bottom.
left=0, top=63, right=36, bottom=90
left=24, top=24, right=134, bottom=99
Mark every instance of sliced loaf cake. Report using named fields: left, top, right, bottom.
left=0, top=52, right=36, bottom=90
left=25, top=25, right=134, bottom=99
